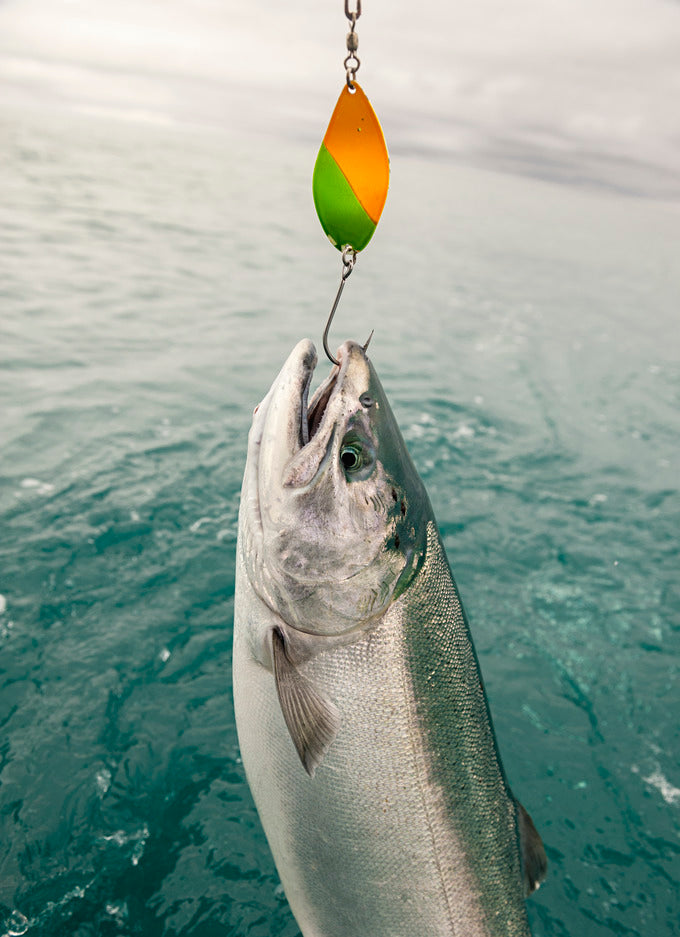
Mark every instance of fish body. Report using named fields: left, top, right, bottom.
left=233, top=340, right=546, bottom=937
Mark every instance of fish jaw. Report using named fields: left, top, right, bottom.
left=238, top=339, right=318, bottom=630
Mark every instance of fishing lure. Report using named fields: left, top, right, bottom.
left=313, top=0, right=390, bottom=364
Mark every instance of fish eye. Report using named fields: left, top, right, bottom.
left=340, top=432, right=375, bottom=479
left=340, top=444, right=363, bottom=472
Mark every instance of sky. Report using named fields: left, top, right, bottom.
left=1, top=0, right=679, bottom=197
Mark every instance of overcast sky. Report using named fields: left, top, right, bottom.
left=1, top=0, right=679, bottom=195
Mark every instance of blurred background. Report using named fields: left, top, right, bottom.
left=1, top=1, right=679, bottom=936
left=2, top=0, right=680, bottom=195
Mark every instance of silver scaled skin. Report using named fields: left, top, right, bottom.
left=234, top=340, right=547, bottom=937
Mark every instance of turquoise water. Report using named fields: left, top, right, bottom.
left=1, top=101, right=679, bottom=937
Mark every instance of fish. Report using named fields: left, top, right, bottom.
left=233, top=339, right=547, bottom=937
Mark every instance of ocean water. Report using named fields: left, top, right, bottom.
left=1, top=98, right=679, bottom=937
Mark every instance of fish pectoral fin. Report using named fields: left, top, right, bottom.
left=516, top=799, right=548, bottom=896
left=272, top=628, right=340, bottom=778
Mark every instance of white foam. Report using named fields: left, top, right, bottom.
left=95, top=768, right=112, bottom=797
left=4, top=910, right=29, bottom=936
left=105, top=902, right=129, bottom=924
left=19, top=478, right=54, bottom=495
left=642, top=770, right=680, bottom=806
left=0, top=620, right=14, bottom=639
left=0, top=595, right=6, bottom=616
left=101, top=824, right=149, bottom=860
left=102, top=830, right=128, bottom=846
left=190, top=516, right=213, bottom=533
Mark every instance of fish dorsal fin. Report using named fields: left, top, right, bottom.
left=516, top=800, right=548, bottom=896
left=272, top=628, right=340, bottom=778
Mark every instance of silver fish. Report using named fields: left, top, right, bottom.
left=234, top=339, right=547, bottom=937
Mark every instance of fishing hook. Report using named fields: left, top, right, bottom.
left=323, top=246, right=357, bottom=365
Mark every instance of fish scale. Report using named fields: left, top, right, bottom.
left=235, top=558, right=494, bottom=936
left=400, top=522, right=531, bottom=935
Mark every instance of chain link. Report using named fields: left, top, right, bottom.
left=341, top=246, right=357, bottom=279
left=344, top=0, right=361, bottom=89
left=344, top=0, right=361, bottom=24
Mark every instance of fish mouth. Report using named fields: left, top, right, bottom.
left=247, top=339, right=369, bottom=503
left=291, top=338, right=371, bottom=490
left=281, top=343, right=344, bottom=490
left=304, top=356, right=340, bottom=445
left=302, top=338, right=372, bottom=446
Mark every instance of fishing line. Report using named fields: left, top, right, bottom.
left=313, top=0, right=390, bottom=364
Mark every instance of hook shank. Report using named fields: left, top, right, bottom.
left=322, top=279, right=347, bottom=366
left=322, top=247, right=357, bottom=365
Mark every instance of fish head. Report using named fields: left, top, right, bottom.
left=239, top=339, right=431, bottom=637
